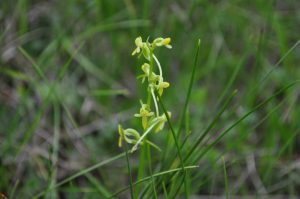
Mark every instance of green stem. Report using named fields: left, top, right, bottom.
left=153, top=54, right=162, bottom=78
left=147, top=51, right=154, bottom=108
left=151, top=88, right=159, bottom=116
left=147, top=143, right=158, bottom=199
left=124, top=143, right=135, bottom=199
left=156, top=92, right=188, bottom=198
left=147, top=87, right=151, bottom=108
left=135, top=145, right=146, bottom=198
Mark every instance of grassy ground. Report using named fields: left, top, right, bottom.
left=0, top=0, right=300, bottom=198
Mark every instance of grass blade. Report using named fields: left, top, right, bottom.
left=184, top=89, right=237, bottom=163
left=135, top=145, right=146, bottom=198
left=124, top=143, right=135, bottom=199
left=16, top=44, right=82, bottom=155
left=33, top=152, right=125, bottom=198
left=147, top=143, right=158, bottom=199
left=176, top=39, right=201, bottom=139
left=194, top=80, right=300, bottom=163
left=157, top=92, right=188, bottom=197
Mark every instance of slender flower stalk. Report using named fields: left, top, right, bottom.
left=153, top=55, right=162, bottom=78
left=151, top=88, right=159, bottom=117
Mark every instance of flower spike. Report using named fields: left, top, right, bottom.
left=118, top=36, right=172, bottom=151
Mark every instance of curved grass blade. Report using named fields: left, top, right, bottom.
left=194, top=80, right=300, bottom=163
left=124, top=143, right=135, bottom=199
left=184, top=89, right=237, bottom=163
left=16, top=44, right=83, bottom=155
left=215, top=54, right=246, bottom=107
left=157, top=92, right=188, bottom=197
left=33, top=152, right=125, bottom=198
left=176, top=39, right=201, bottom=139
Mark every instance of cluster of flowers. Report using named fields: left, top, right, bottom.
left=118, top=36, right=172, bottom=152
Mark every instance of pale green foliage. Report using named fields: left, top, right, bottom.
left=118, top=36, right=172, bottom=152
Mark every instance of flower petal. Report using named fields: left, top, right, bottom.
left=135, top=36, right=143, bottom=47
left=162, top=38, right=171, bottom=46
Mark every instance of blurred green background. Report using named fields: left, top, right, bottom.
left=0, top=0, right=300, bottom=198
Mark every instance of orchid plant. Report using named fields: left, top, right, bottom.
left=118, top=36, right=172, bottom=152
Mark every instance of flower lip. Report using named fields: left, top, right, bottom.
left=153, top=37, right=172, bottom=49
left=162, top=38, right=171, bottom=45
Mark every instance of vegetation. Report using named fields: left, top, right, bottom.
left=0, top=0, right=299, bottom=198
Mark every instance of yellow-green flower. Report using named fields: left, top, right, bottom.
left=132, top=36, right=151, bottom=60
left=134, top=103, right=154, bottom=129
left=141, top=63, right=150, bottom=75
left=149, top=112, right=171, bottom=133
left=153, top=37, right=172, bottom=49
left=118, top=124, right=141, bottom=147
left=140, top=63, right=159, bottom=83
left=132, top=36, right=143, bottom=56
left=157, top=79, right=170, bottom=96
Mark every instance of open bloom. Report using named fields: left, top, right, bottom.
left=134, top=103, right=154, bottom=129
left=132, top=36, right=151, bottom=60
left=156, top=79, right=170, bottom=96
left=140, top=63, right=159, bottom=83
left=131, top=37, right=143, bottom=56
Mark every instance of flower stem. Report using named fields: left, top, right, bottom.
left=153, top=54, right=162, bottom=78
left=147, top=51, right=154, bottom=108
left=151, top=88, right=159, bottom=116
